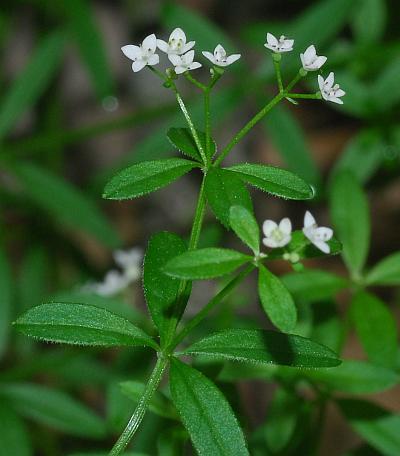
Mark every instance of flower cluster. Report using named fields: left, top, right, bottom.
left=82, top=247, right=142, bottom=296
left=121, top=28, right=241, bottom=75
left=262, top=211, right=333, bottom=254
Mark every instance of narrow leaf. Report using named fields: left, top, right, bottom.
left=167, top=127, right=215, bottom=162
left=183, top=329, right=341, bottom=368
left=0, top=383, right=106, bottom=439
left=330, top=170, right=370, bottom=275
left=103, top=158, right=198, bottom=200
left=143, top=232, right=187, bottom=337
left=164, top=248, right=251, bottom=280
left=0, top=248, right=12, bottom=358
left=14, top=302, right=158, bottom=349
left=229, top=205, right=260, bottom=254
left=228, top=163, right=314, bottom=200
left=0, top=402, right=32, bottom=456
left=366, top=251, right=400, bottom=286
left=206, top=167, right=253, bottom=228
left=351, top=292, right=397, bottom=369
left=258, top=265, right=297, bottom=332
left=170, top=359, right=249, bottom=456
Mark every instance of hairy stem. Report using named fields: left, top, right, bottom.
left=109, top=356, right=168, bottom=456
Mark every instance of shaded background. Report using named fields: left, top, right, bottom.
left=1, top=0, right=400, bottom=455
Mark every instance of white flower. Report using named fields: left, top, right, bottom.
left=113, top=247, right=142, bottom=282
left=157, top=28, right=195, bottom=55
left=83, top=270, right=128, bottom=297
left=264, top=33, right=294, bottom=53
left=202, top=44, right=241, bottom=67
left=300, top=45, right=327, bottom=71
left=318, top=72, right=346, bottom=104
left=169, top=50, right=202, bottom=74
left=303, top=211, right=333, bottom=254
left=262, top=218, right=292, bottom=248
left=121, top=34, right=159, bottom=73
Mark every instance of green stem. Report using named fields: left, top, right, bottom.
left=214, top=92, right=284, bottom=166
left=188, top=174, right=207, bottom=250
left=172, top=263, right=255, bottom=349
left=273, top=59, right=284, bottom=93
left=185, top=72, right=207, bottom=91
left=204, top=88, right=211, bottom=159
left=109, top=356, right=168, bottom=456
left=286, top=93, right=320, bottom=99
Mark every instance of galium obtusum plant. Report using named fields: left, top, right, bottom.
left=14, top=28, right=346, bottom=455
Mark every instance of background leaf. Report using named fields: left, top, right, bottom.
left=0, top=248, right=12, bottom=358
left=170, top=359, right=249, bottom=456
left=352, top=0, right=387, bottom=45
left=366, top=251, right=400, bottom=286
left=0, top=402, right=32, bottom=456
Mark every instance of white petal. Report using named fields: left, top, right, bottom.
left=226, top=54, right=241, bottom=65
left=132, top=60, right=146, bottom=72
left=282, top=39, right=294, bottom=49
left=266, top=32, right=278, bottom=46
left=262, top=237, right=279, bottom=248
left=174, top=65, right=186, bottom=74
left=335, top=88, right=346, bottom=97
left=182, top=50, right=195, bottom=64
left=312, top=239, right=330, bottom=254
left=304, top=211, right=316, bottom=229
left=202, top=51, right=215, bottom=63
left=188, top=62, right=202, bottom=71
left=303, top=45, right=316, bottom=62
left=182, top=41, right=195, bottom=54
left=215, top=44, right=225, bottom=54
left=171, top=28, right=186, bottom=42
left=328, top=96, right=344, bottom=104
left=277, top=234, right=292, bottom=247
left=300, top=53, right=306, bottom=67
left=315, top=55, right=327, bottom=68
left=142, top=34, right=157, bottom=53
left=326, top=72, right=335, bottom=87
left=168, top=54, right=182, bottom=65
left=121, top=45, right=141, bottom=60
left=263, top=220, right=278, bottom=237
left=315, top=227, right=333, bottom=241
left=147, top=54, right=159, bottom=66
left=318, top=75, right=325, bottom=91
left=279, top=218, right=292, bottom=235
left=157, top=39, right=169, bottom=53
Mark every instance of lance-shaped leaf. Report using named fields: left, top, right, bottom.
left=170, top=359, right=249, bottom=456
left=229, top=206, right=260, bottom=254
left=338, top=399, right=400, bottom=456
left=164, top=248, right=251, bottom=280
left=143, top=232, right=187, bottom=338
left=330, top=170, right=370, bottom=275
left=14, top=302, right=158, bottom=349
left=365, top=251, right=400, bottom=286
left=0, top=383, right=106, bottom=439
left=103, top=158, right=199, bottom=200
left=303, top=360, right=399, bottom=394
left=0, top=402, right=32, bottom=456
left=227, top=163, right=314, bottom=200
left=182, top=329, right=341, bottom=368
left=351, top=292, right=397, bottom=369
left=205, top=167, right=254, bottom=228
left=258, top=265, right=297, bottom=332
left=167, top=127, right=215, bottom=162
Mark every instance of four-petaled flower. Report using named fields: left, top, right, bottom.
left=169, top=50, right=202, bottom=74
left=318, top=72, right=346, bottom=104
left=121, top=34, right=159, bottom=73
left=264, top=32, right=294, bottom=53
left=157, top=28, right=195, bottom=55
left=202, top=44, right=241, bottom=67
left=303, top=211, right=333, bottom=254
left=300, top=45, right=327, bottom=71
left=83, top=270, right=128, bottom=297
left=113, top=247, right=142, bottom=282
left=262, top=218, right=292, bottom=248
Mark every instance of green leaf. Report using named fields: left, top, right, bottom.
left=0, top=31, right=65, bottom=141
left=0, top=248, right=12, bottom=358
left=143, top=231, right=187, bottom=338
left=303, top=360, right=399, bottom=394
left=0, top=383, right=106, bottom=439
left=351, top=292, right=397, bottom=369
left=258, top=265, right=297, bottom=332
left=14, top=302, right=158, bottom=349
left=371, top=56, right=400, bottom=112
left=183, top=329, right=341, bottom=368
left=205, top=167, right=253, bottom=228
left=311, top=300, right=343, bottom=352
left=331, top=130, right=384, bottom=184
left=169, top=359, right=249, bottom=456
left=281, top=269, right=347, bottom=303
left=103, top=158, right=198, bottom=200
left=11, top=162, right=120, bottom=248
left=338, top=399, right=400, bottom=456
left=264, top=106, right=321, bottom=189
left=63, top=0, right=114, bottom=99
left=366, top=252, right=400, bottom=286
left=0, top=402, right=32, bottom=456
left=164, top=248, right=251, bottom=280
left=229, top=206, right=260, bottom=254
left=352, top=0, right=386, bottom=45
left=228, top=163, right=314, bottom=200
left=167, top=127, right=215, bottom=162
left=330, top=170, right=370, bottom=276
left=120, top=381, right=176, bottom=419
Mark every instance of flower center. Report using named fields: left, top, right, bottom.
left=271, top=228, right=284, bottom=242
